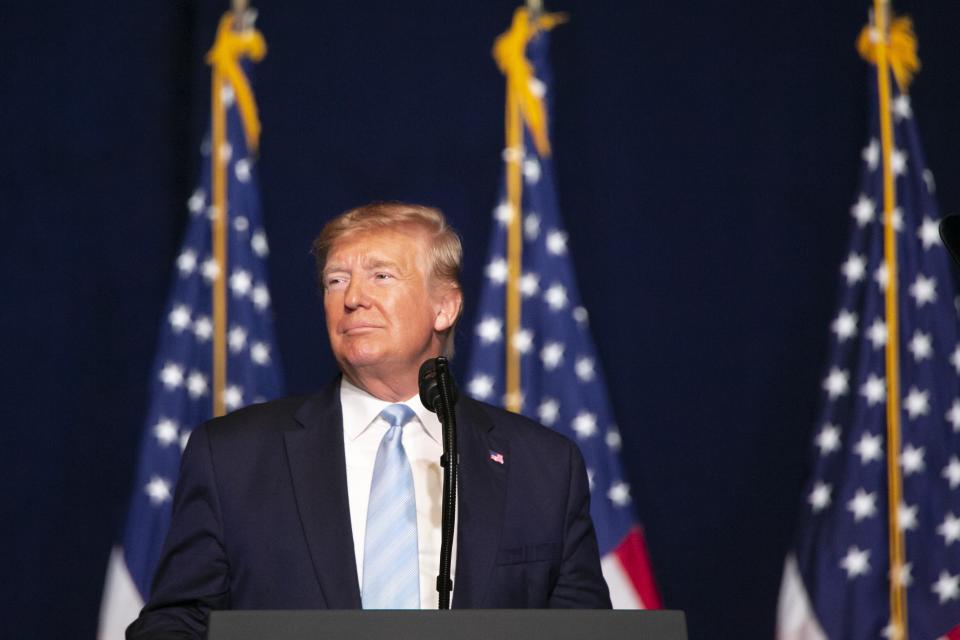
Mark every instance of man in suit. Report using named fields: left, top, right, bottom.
left=127, top=202, right=610, bottom=639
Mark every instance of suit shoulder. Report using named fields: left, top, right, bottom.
left=466, top=397, right=578, bottom=454
left=197, top=394, right=313, bottom=444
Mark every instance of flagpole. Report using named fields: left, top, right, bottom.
left=211, top=20, right=228, bottom=419
left=504, top=63, right=523, bottom=415
left=872, top=0, right=908, bottom=637
left=208, top=1, right=264, bottom=418
left=495, top=4, right=565, bottom=414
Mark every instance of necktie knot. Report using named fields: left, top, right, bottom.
left=379, top=403, right=416, bottom=429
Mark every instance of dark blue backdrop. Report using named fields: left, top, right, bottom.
left=4, top=1, right=960, bottom=638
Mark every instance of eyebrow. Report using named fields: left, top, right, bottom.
left=322, top=256, right=402, bottom=278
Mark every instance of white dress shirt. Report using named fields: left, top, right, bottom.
left=340, top=378, right=457, bottom=609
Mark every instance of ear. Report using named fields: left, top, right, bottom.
left=433, top=286, right=463, bottom=333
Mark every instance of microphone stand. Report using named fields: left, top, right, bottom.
left=434, top=358, right=458, bottom=610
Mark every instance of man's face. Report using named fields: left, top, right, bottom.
left=322, top=226, right=460, bottom=392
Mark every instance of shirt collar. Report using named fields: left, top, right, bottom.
left=340, top=377, right=441, bottom=444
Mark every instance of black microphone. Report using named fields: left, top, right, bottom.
left=418, top=357, right=458, bottom=413
left=939, top=214, right=960, bottom=266
left=418, top=357, right=458, bottom=610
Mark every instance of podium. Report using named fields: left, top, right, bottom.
left=208, top=609, right=688, bottom=640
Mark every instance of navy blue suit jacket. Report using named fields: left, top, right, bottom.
left=127, top=378, right=610, bottom=639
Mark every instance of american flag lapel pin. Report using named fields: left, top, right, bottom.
left=488, top=450, right=505, bottom=465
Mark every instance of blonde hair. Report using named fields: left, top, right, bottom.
left=311, top=201, right=463, bottom=355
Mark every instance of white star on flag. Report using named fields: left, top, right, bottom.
left=908, top=330, right=932, bottom=361
left=229, top=269, right=252, bottom=297
left=901, top=444, right=926, bottom=476
left=840, top=546, right=871, bottom=579
left=952, top=344, right=960, bottom=374
left=607, top=481, right=631, bottom=507
left=523, top=157, right=541, bottom=184
left=823, top=367, right=850, bottom=399
left=903, top=386, right=930, bottom=419
left=851, top=195, right=876, bottom=226
left=571, top=411, right=598, bottom=439
left=476, top=317, right=503, bottom=344
left=234, top=158, right=252, bottom=183
left=572, top=306, right=589, bottom=326
left=251, top=284, right=270, bottom=311
left=512, top=328, right=534, bottom=354
left=486, top=258, right=508, bottom=284
left=815, top=424, right=841, bottom=455
left=546, top=229, right=568, bottom=255
left=909, top=274, right=937, bottom=307
left=152, top=419, right=179, bottom=447
left=543, top=283, right=569, bottom=311
left=186, top=370, right=209, bottom=399
left=938, top=513, right=960, bottom=546
left=874, top=263, right=889, bottom=291
left=831, top=310, right=858, bottom=342
left=168, top=305, right=192, bottom=333
left=537, top=397, right=560, bottom=426
left=520, top=272, right=540, bottom=297
left=867, top=318, right=887, bottom=349
left=524, top=213, right=541, bottom=240
left=890, top=148, right=908, bottom=176
left=144, top=476, right=172, bottom=506
left=223, top=385, right=244, bottom=411
left=494, top=201, right=514, bottom=226
left=860, top=374, right=886, bottom=406
left=933, top=571, right=960, bottom=603
left=847, top=488, right=878, bottom=522
left=862, top=139, right=879, bottom=170
left=575, top=357, right=596, bottom=382
left=808, top=482, right=832, bottom=512
left=467, top=374, right=494, bottom=400
left=159, top=362, right=184, bottom=390
left=228, top=326, right=248, bottom=353
left=892, top=94, right=912, bottom=120
left=193, top=315, right=213, bottom=342
left=947, top=400, right=960, bottom=431
left=918, top=217, right=941, bottom=249
left=187, top=189, right=206, bottom=214
left=251, top=230, right=269, bottom=257
left=841, top=253, right=867, bottom=285
left=250, top=342, right=271, bottom=365
left=540, top=341, right=564, bottom=370
left=177, top=250, right=197, bottom=276
left=853, top=432, right=883, bottom=465
left=943, top=457, right=960, bottom=489
left=201, top=257, right=220, bottom=283
left=898, top=502, right=918, bottom=531
left=606, top=427, right=622, bottom=451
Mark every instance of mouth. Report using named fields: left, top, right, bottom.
left=342, top=324, right=383, bottom=335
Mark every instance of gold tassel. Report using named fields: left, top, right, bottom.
left=492, top=7, right=567, bottom=157
left=206, top=14, right=267, bottom=153
left=857, top=16, right=920, bottom=91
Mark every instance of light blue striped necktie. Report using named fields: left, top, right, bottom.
left=362, top=403, right=420, bottom=609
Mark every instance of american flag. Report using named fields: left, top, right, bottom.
left=777, top=38, right=960, bottom=640
left=96, top=57, right=284, bottom=637
left=465, top=19, right=660, bottom=609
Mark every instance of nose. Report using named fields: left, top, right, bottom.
left=344, top=276, right=370, bottom=310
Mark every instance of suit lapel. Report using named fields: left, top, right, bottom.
left=284, top=378, right=362, bottom=609
left=452, top=399, right=508, bottom=609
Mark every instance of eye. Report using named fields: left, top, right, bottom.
left=374, top=272, right=394, bottom=281
left=325, top=275, right=348, bottom=289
